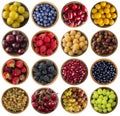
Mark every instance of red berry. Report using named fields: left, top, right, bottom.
left=38, top=34, right=46, bottom=40
left=36, top=40, right=43, bottom=46
left=72, top=4, right=78, bottom=10
left=40, top=51, right=46, bottom=56
left=16, top=60, right=24, bottom=68
left=43, top=96, right=49, bottom=102
left=51, top=94, right=57, bottom=100
left=6, top=59, right=15, bottom=68
left=37, top=106, right=45, bottom=112
left=13, top=68, right=21, bottom=76
left=3, top=72, right=11, bottom=79
left=12, top=77, right=19, bottom=84
left=34, top=47, right=39, bottom=53
left=40, top=45, right=47, bottom=52
left=48, top=101, right=56, bottom=108
left=4, top=66, right=11, bottom=73
left=51, top=40, right=57, bottom=50
left=44, top=36, right=50, bottom=43
left=33, top=36, right=38, bottom=42
left=32, top=94, right=37, bottom=101
left=47, top=32, right=55, bottom=39
left=21, top=67, right=27, bottom=73
left=32, top=102, right=38, bottom=108
left=47, top=49, right=53, bottom=55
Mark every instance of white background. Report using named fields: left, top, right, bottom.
left=0, top=0, right=120, bottom=116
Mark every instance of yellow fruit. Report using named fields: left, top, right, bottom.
left=12, top=21, right=20, bottom=28
left=9, top=11, right=18, bottom=20
left=106, top=4, right=111, bottom=8
left=92, top=8, right=97, bottom=13
left=2, top=11, right=9, bottom=19
left=9, top=5, right=17, bottom=11
left=99, top=23, right=104, bottom=27
left=98, top=18, right=103, bottom=25
left=95, top=13, right=101, bottom=19
left=111, top=13, right=117, bottom=19
left=101, top=14, right=105, bottom=18
left=13, top=2, right=21, bottom=6
left=95, top=4, right=101, bottom=10
left=92, top=14, right=95, bottom=19
left=104, top=18, right=109, bottom=24
left=106, top=13, right=111, bottom=18
left=94, top=19, right=98, bottom=24
left=4, top=4, right=10, bottom=11
left=100, top=2, right=106, bottom=7
left=7, top=18, right=13, bottom=25
left=109, top=19, right=115, bottom=25
left=104, top=8, right=110, bottom=13
left=110, top=7, right=116, bottom=13
left=99, top=9, right=104, bottom=14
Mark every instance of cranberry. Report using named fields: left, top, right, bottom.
left=62, top=2, right=88, bottom=27
left=61, top=59, right=88, bottom=85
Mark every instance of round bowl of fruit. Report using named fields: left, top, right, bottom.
left=31, top=88, right=58, bottom=114
left=2, top=58, right=29, bottom=85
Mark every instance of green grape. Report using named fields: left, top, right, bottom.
left=9, top=11, right=18, bottom=20
left=102, top=89, right=107, bottom=95
left=98, top=108, right=102, bottom=113
left=106, top=91, right=110, bottom=96
left=91, top=99, right=95, bottom=104
left=2, top=11, right=9, bottom=19
left=108, top=99, right=113, bottom=103
left=102, top=100, right=107, bottom=105
left=101, top=104, right=106, bottom=109
left=12, top=21, right=20, bottom=28
left=97, top=98, right=102, bottom=104
left=9, top=5, right=17, bottom=11
left=93, top=92, right=98, bottom=98
left=107, top=107, right=112, bottom=112
left=13, top=2, right=21, bottom=6
left=94, top=106, right=99, bottom=111
left=17, top=15, right=24, bottom=23
left=110, top=90, right=114, bottom=94
left=97, top=104, right=102, bottom=108
left=103, top=109, right=107, bottom=113
left=7, top=18, right=14, bottom=25
left=99, top=95, right=103, bottom=99
left=106, top=103, right=112, bottom=108
left=18, top=6, right=25, bottom=14
left=103, top=96, right=108, bottom=101
left=97, top=88, right=102, bottom=94
left=4, top=4, right=10, bottom=10
left=111, top=102, right=116, bottom=107
left=109, top=93, right=116, bottom=100
left=23, top=11, right=29, bottom=19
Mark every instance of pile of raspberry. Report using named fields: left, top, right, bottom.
left=32, top=31, right=58, bottom=56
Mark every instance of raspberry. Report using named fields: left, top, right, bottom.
left=40, top=45, right=47, bottom=52
left=44, top=36, right=50, bottom=43
left=47, top=32, right=55, bottom=39
left=51, top=40, right=57, bottom=50
left=33, top=36, right=38, bottom=42
left=47, top=49, right=53, bottom=55
left=22, top=67, right=27, bottom=73
left=34, top=47, right=39, bottom=53
left=36, top=40, right=43, bottom=46
left=38, top=34, right=46, bottom=40
left=40, top=51, right=46, bottom=56
left=12, top=77, right=19, bottom=84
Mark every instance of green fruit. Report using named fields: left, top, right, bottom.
left=94, top=107, right=99, bottom=111
left=2, top=11, right=9, bottom=19
left=9, top=11, right=18, bottom=20
left=101, top=104, right=106, bottom=109
left=17, top=15, right=24, bottom=23
left=103, top=109, right=107, bottom=113
left=102, top=100, right=107, bottom=105
left=4, top=4, right=10, bottom=10
left=103, top=96, right=108, bottom=101
left=98, top=108, right=102, bottom=113
left=13, top=2, right=21, bottom=6
left=107, top=107, right=112, bottom=112
left=106, top=103, right=112, bottom=108
left=108, top=99, right=113, bottom=103
left=9, top=5, right=17, bottom=11
left=97, top=98, right=102, bottom=104
left=99, top=95, right=103, bottom=99
left=18, top=6, right=25, bottom=14
left=97, top=88, right=102, bottom=94
left=12, top=21, right=20, bottom=28
left=111, top=102, right=116, bottom=107
left=109, top=93, right=116, bottom=99
left=7, top=18, right=14, bottom=25
left=23, top=11, right=29, bottom=19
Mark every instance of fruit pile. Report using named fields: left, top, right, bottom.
left=2, top=87, right=29, bottom=113
left=61, top=59, right=88, bottom=85
left=91, top=59, right=117, bottom=85
left=91, top=88, right=117, bottom=113
left=32, top=88, right=58, bottom=113
left=32, top=60, right=57, bottom=85
left=62, top=2, right=88, bottom=27
left=62, top=30, right=88, bottom=56
left=32, top=31, right=58, bottom=56
left=91, top=1, right=117, bottom=27
left=3, top=59, right=28, bottom=85
left=91, top=30, right=117, bottom=56
left=33, top=3, right=58, bottom=27
left=2, top=1, right=29, bottom=28
left=2, top=30, right=28, bottom=56
left=61, top=87, right=88, bottom=113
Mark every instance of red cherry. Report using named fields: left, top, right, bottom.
left=51, top=93, right=57, bottom=100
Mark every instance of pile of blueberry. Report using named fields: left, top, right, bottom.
left=91, top=59, right=117, bottom=84
left=32, top=60, right=57, bottom=85
left=33, top=3, right=58, bottom=27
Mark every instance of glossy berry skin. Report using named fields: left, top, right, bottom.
left=62, top=2, right=88, bottom=27
left=32, top=31, right=58, bottom=56
left=61, top=59, right=88, bottom=85
left=91, top=59, right=117, bottom=84
left=32, top=60, right=57, bottom=85
left=31, top=88, right=58, bottom=113
left=2, top=31, right=28, bottom=56
left=33, top=3, right=58, bottom=27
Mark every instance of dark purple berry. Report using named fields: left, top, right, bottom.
left=5, top=47, right=13, bottom=53
left=6, top=34, right=15, bottom=43
left=12, top=43, right=20, bottom=49
left=16, top=35, right=23, bottom=43
left=12, top=31, right=20, bottom=36
left=18, top=49, right=25, bottom=54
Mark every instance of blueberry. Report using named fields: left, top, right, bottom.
left=34, top=76, right=40, bottom=81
